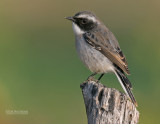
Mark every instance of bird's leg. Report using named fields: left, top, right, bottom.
left=87, top=72, right=97, bottom=81
left=97, top=73, right=104, bottom=83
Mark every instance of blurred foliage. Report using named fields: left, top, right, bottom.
left=0, top=0, right=160, bottom=124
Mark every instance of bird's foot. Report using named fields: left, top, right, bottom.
left=96, top=80, right=100, bottom=83
left=86, top=72, right=97, bottom=81
left=87, top=75, right=95, bottom=81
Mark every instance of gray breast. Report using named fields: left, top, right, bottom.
left=75, top=35, right=114, bottom=73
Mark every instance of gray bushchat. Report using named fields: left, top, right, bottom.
left=66, top=11, right=137, bottom=106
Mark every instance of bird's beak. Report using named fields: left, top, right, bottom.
left=65, top=16, right=75, bottom=22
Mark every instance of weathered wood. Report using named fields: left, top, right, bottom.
left=80, top=81, right=139, bottom=124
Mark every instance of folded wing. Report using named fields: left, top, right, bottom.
left=83, top=31, right=130, bottom=75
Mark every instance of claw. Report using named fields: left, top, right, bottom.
left=87, top=76, right=95, bottom=81
left=96, top=80, right=100, bottom=83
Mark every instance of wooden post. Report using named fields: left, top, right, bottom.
left=80, top=81, right=139, bottom=124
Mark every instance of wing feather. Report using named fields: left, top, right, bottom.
left=83, top=31, right=130, bottom=75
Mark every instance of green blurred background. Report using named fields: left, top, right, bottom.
left=0, top=0, right=160, bottom=124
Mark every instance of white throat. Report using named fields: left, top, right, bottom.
left=72, top=23, right=84, bottom=35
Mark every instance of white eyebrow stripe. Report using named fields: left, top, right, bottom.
left=78, top=15, right=96, bottom=22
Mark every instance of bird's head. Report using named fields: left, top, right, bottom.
left=66, top=11, right=100, bottom=35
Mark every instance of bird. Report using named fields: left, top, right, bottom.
left=66, top=11, right=137, bottom=106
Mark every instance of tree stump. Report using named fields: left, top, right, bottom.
left=80, top=81, right=139, bottom=124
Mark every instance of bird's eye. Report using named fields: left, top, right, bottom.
left=81, top=19, right=87, bottom=24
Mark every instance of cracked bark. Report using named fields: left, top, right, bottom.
left=80, top=81, right=139, bottom=124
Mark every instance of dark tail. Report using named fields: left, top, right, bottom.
left=115, top=70, right=137, bottom=107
